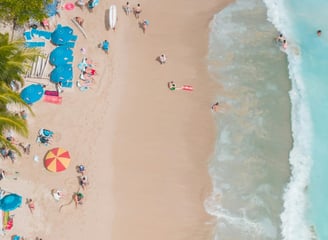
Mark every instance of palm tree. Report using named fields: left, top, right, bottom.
left=0, top=32, right=40, bottom=87
left=0, top=33, right=38, bottom=156
left=0, top=0, right=50, bottom=40
left=0, top=82, right=32, bottom=155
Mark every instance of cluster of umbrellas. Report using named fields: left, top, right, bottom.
left=50, top=25, right=75, bottom=85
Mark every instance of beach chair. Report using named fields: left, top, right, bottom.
left=30, top=28, right=38, bottom=37
left=39, top=128, right=54, bottom=138
left=24, top=42, right=46, bottom=48
left=36, top=30, right=52, bottom=40
left=23, top=31, right=32, bottom=41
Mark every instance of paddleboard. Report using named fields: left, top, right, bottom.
left=109, top=5, right=117, bottom=30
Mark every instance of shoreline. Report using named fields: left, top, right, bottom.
left=0, top=0, right=233, bottom=239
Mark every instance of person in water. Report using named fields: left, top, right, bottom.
left=276, top=33, right=285, bottom=43
left=317, top=30, right=322, bottom=36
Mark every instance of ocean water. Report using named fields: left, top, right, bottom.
left=205, top=0, right=328, bottom=239
left=205, top=0, right=328, bottom=240
left=264, top=0, right=328, bottom=239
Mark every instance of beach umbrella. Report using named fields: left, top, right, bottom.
left=50, top=64, right=73, bottom=83
left=51, top=25, right=74, bottom=45
left=20, top=84, right=44, bottom=104
left=0, top=194, right=22, bottom=211
left=49, top=46, right=73, bottom=66
left=44, top=147, right=71, bottom=172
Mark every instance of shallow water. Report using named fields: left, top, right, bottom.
left=205, top=0, right=292, bottom=239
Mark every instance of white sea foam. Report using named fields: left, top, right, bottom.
left=262, top=0, right=313, bottom=239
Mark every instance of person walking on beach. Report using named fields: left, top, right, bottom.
left=159, top=54, right=167, bottom=64
left=142, top=19, right=149, bottom=34
left=134, top=3, right=142, bottom=19
left=124, top=2, right=131, bottom=15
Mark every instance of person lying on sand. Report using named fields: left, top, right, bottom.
left=80, top=72, right=95, bottom=81
left=168, top=81, right=180, bottom=91
left=77, top=79, right=95, bottom=87
left=75, top=16, right=84, bottom=27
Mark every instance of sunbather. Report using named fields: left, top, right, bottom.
left=77, top=79, right=94, bottom=87
left=80, top=72, right=94, bottom=81
left=84, top=67, right=96, bottom=75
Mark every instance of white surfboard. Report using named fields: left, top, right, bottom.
left=109, top=5, right=117, bottom=30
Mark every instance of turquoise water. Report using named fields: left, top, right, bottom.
left=206, top=0, right=328, bottom=239
left=264, top=0, right=328, bottom=239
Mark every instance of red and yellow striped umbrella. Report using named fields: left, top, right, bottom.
left=44, top=148, right=71, bottom=172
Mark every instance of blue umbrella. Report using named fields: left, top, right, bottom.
left=0, top=194, right=22, bottom=211
left=50, top=64, right=73, bottom=83
left=51, top=25, right=74, bottom=45
left=49, top=46, right=73, bottom=66
left=20, top=84, right=44, bottom=104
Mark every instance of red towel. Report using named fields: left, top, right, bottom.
left=45, top=90, right=59, bottom=96
left=182, top=85, right=193, bottom=91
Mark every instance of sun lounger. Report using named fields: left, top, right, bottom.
left=25, top=42, right=46, bottom=48
left=36, top=30, right=52, bottom=40
left=24, top=31, right=32, bottom=41
left=43, top=95, right=62, bottom=104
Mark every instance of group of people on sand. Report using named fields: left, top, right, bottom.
left=73, top=164, right=89, bottom=207
left=77, top=57, right=97, bottom=90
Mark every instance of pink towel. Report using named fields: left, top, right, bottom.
left=43, top=95, right=62, bottom=104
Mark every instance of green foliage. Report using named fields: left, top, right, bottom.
left=0, top=0, right=51, bottom=25
left=0, top=32, right=40, bottom=86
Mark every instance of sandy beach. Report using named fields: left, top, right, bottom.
left=1, top=0, right=232, bottom=239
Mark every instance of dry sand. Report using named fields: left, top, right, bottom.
left=0, top=0, right=232, bottom=239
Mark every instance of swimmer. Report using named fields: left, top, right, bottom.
left=282, top=39, right=288, bottom=49
left=276, top=33, right=285, bottom=43
left=317, top=30, right=322, bottom=36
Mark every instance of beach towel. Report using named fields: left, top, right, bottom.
left=45, top=90, right=59, bottom=96
left=43, top=95, right=62, bottom=104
